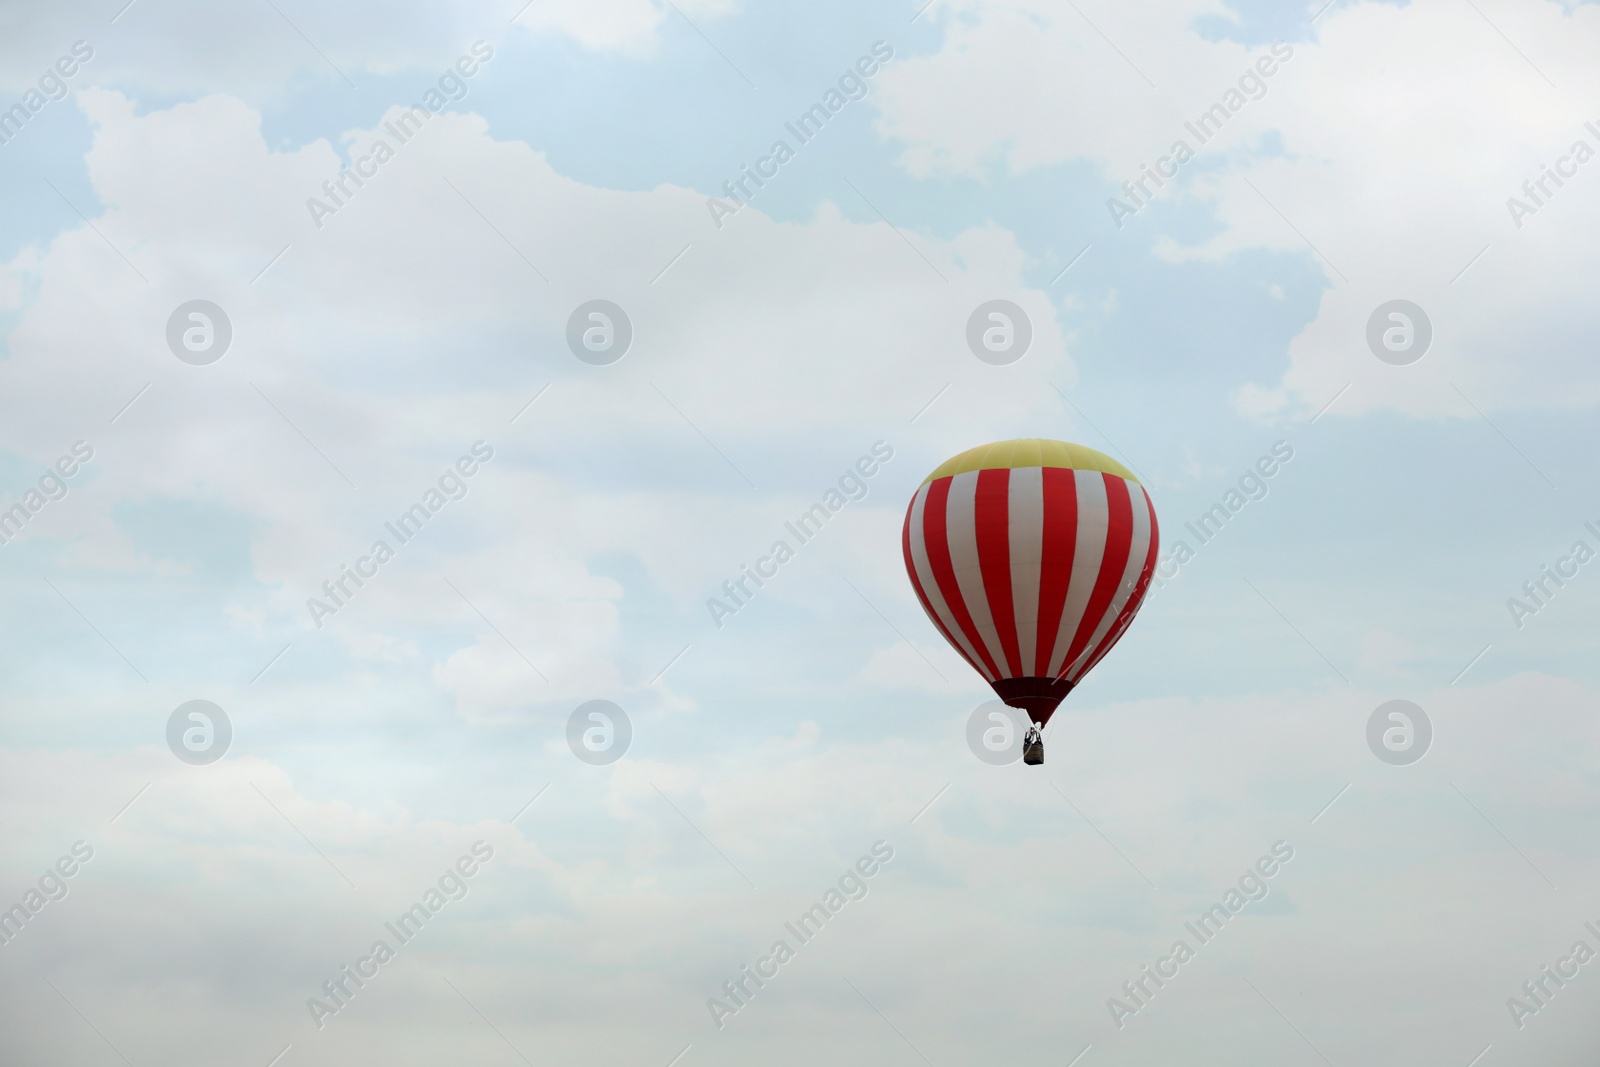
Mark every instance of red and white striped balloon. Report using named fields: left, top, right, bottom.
left=902, top=439, right=1158, bottom=725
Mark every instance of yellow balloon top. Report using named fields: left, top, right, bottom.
left=920, top=438, right=1139, bottom=486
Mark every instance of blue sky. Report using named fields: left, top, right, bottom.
left=2, top=0, right=1600, bottom=1064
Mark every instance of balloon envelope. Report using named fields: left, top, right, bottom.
left=901, top=439, right=1158, bottom=725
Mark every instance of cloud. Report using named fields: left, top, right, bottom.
left=4, top=671, right=1600, bottom=1061
left=0, top=0, right=743, bottom=100
left=878, top=0, right=1600, bottom=418
left=0, top=85, right=1073, bottom=719
left=8, top=7, right=1600, bottom=1061
left=515, top=0, right=742, bottom=57
left=851, top=639, right=963, bottom=693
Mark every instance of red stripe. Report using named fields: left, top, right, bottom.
left=921, top=477, right=1003, bottom=680
left=1032, top=466, right=1078, bottom=676
left=973, top=468, right=1022, bottom=677
left=901, top=488, right=988, bottom=679
left=1054, top=473, right=1133, bottom=680
left=1072, top=483, right=1160, bottom=681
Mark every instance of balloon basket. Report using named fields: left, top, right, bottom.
left=1022, top=725, right=1044, bottom=765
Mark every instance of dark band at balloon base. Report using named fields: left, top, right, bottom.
left=990, top=676, right=1075, bottom=726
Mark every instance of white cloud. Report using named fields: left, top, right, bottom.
left=515, top=0, right=742, bottom=56
left=852, top=639, right=965, bottom=693
left=4, top=672, right=1599, bottom=1062
left=0, top=0, right=743, bottom=101
left=7, top=8, right=1600, bottom=1060
left=878, top=0, right=1600, bottom=417
left=0, top=86, right=1074, bottom=718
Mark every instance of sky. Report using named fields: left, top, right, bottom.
left=1, top=0, right=1600, bottom=1063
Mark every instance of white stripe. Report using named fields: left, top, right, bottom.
left=907, top=482, right=995, bottom=681
left=943, top=471, right=1010, bottom=675
left=1093, top=485, right=1160, bottom=666
left=1063, top=478, right=1152, bottom=681
left=1068, top=484, right=1157, bottom=681
left=1045, top=470, right=1110, bottom=677
left=1007, top=467, right=1043, bottom=678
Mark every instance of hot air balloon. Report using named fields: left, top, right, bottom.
left=902, top=439, right=1158, bottom=765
